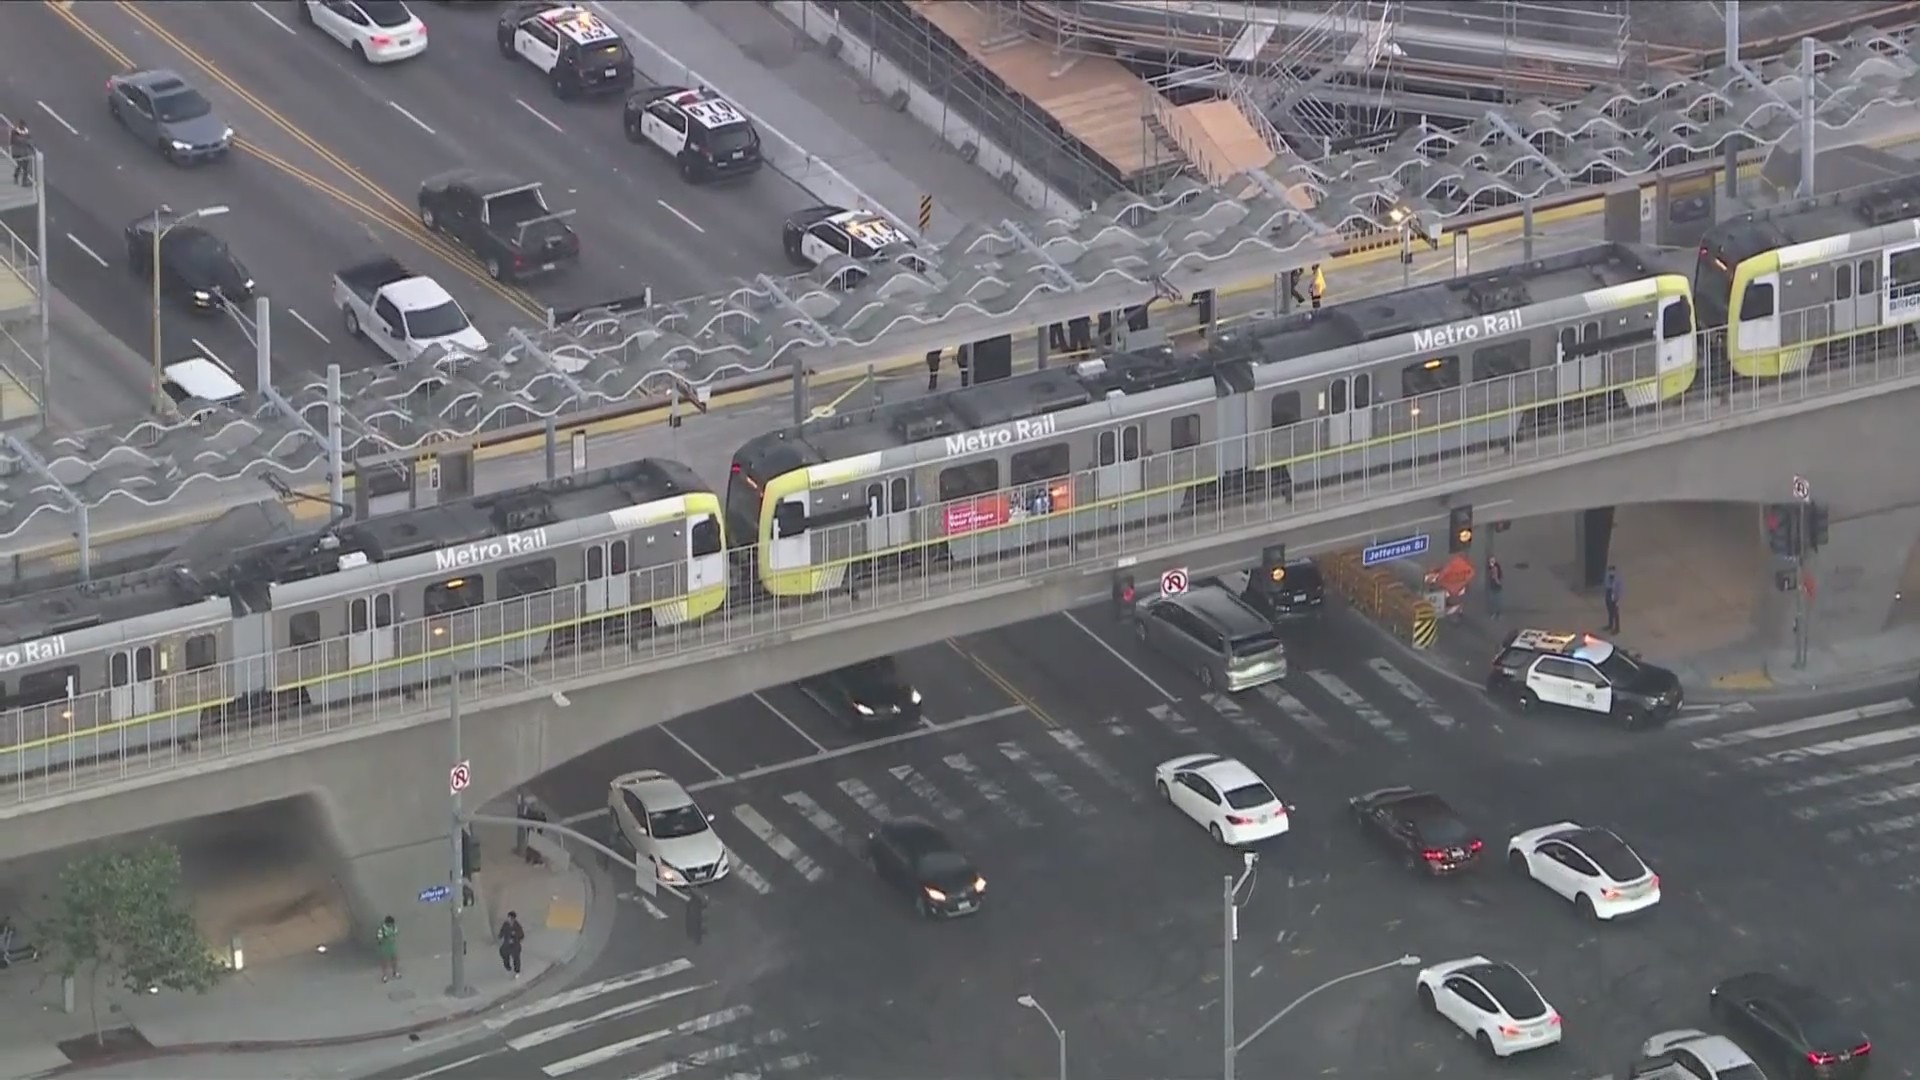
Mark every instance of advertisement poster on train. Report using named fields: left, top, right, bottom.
left=943, top=496, right=1010, bottom=536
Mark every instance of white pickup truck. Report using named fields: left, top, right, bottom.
left=332, top=256, right=489, bottom=364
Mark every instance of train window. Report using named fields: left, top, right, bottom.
left=1012, top=444, right=1070, bottom=485
left=289, top=612, right=322, bottom=647
left=774, top=500, right=807, bottom=538
left=1580, top=321, right=1599, bottom=345
left=889, top=477, right=908, bottom=512
left=184, top=634, right=216, bottom=671
left=110, top=652, right=129, bottom=688
left=1269, top=391, right=1301, bottom=427
left=1558, top=327, right=1578, bottom=362
left=1835, top=264, right=1854, bottom=301
left=1741, top=281, right=1775, bottom=320
left=349, top=598, right=369, bottom=634
left=1121, top=425, right=1141, bottom=461
left=1171, top=413, right=1201, bottom=450
left=17, top=666, right=76, bottom=708
left=691, top=516, right=722, bottom=557
left=425, top=577, right=485, bottom=616
left=1470, top=340, right=1531, bottom=381
left=135, top=646, right=153, bottom=681
left=374, top=593, right=393, bottom=628
left=1327, top=378, right=1347, bottom=415
left=1859, top=259, right=1878, bottom=293
left=1097, top=431, right=1117, bottom=467
left=1661, top=297, right=1693, bottom=340
left=1401, top=356, right=1460, bottom=397
left=586, top=546, right=605, bottom=580
left=609, top=541, right=629, bottom=576
left=938, top=460, right=999, bottom=500
left=499, top=558, right=558, bottom=599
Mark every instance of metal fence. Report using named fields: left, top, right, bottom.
left=2, top=299, right=1917, bottom=807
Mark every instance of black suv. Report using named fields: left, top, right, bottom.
left=417, top=169, right=579, bottom=282
left=124, top=213, right=253, bottom=312
left=796, top=657, right=921, bottom=729
left=1349, top=786, right=1484, bottom=875
left=1234, top=559, right=1325, bottom=622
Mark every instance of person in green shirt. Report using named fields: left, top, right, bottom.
left=377, top=916, right=399, bottom=983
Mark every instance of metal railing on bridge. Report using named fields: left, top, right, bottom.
left=0, top=301, right=1913, bottom=808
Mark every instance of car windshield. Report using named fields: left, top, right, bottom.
left=1597, top=650, right=1642, bottom=683
left=916, top=851, right=969, bottom=879
left=647, top=805, right=707, bottom=840
left=153, top=89, right=212, bottom=122
left=405, top=300, right=469, bottom=340
left=359, top=0, right=413, bottom=26
left=708, top=125, right=756, bottom=153
left=1223, top=781, right=1276, bottom=810
left=1230, top=633, right=1279, bottom=658
left=845, top=660, right=903, bottom=696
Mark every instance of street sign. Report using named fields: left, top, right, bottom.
left=1362, top=534, right=1430, bottom=568
left=418, top=884, right=451, bottom=904
left=1791, top=475, right=1811, bottom=501
left=1160, top=567, right=1189, bottom=595
left=449, top=761, right=471, bottom=794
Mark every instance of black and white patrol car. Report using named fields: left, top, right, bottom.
left=782, top=204, right=915, bottom=269
left=496, top=3, right=633, bottom=99
left=1487, top=629, right=1682, bottom=730
left=623, top=85, right=761, bottom=182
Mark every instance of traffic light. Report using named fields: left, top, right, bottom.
left=1808, top=501, right=1830, bottom=550
left=461, top=827, right=479, bottom=879
left=1260, top=544, right=1287, bottom=586
left=1112, top=572, right=1136, bottom=618
left=1765, top=504, right=1803, bottom=557
left=1448, top=505, right=1474, bottom=553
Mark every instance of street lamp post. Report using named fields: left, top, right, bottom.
left=1232, top=955, right=1424, bottom=1065
left=149, top=204, right=228, bottom=412
left=447, top=661, right=569, bottom=998
left=1016, top=994, right=1065, bottom=1080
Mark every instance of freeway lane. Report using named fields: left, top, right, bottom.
left=129, top=1, right=824, bottom=303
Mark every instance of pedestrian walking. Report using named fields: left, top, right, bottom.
left=1309, top=264, right=1326, bottom=310
left=1603, top=564, right=1623, bottom=633
left=1484, top=554, right=1505, bottom=618
left=376, top=915, right=399, bottom=983
left=925, top=349, right=942, bottom=392
left=8, top=122, right=33, bottom=188
left=1047, top=322, right=1068, bottom=354
left=1289, top=268, right=1307, bottom=306
left=685, top=890, right=707, bottom=946
left=497, top=911, right=525, bottom=978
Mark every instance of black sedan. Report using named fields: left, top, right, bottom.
left=1710, top=973, right=1870, bottom=1079
left=866, top=819, right=984, bottom=918
left=796, top=657, right=921, bottom=730
left=1349, top=786, right=1484, bottom=875
left=124, top=213, right=253, bottom=312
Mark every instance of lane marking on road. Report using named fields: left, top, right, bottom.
left=1766, top=750, right=1920, bottom=796
left=1063, top=611, right=1178, bottom=702
left=941, top=752, right=1037, bottom=828
left=752, top=691, right=826, bottom=755
left=249, top=1, right=298, bottom=34
left=731, top=804, right=821, bottom=882
left=660, top=725, right=728, bottom=782
left=723, top=849, right=773, bottom=894
left=998, top=741, right=1094, bottom=817
left=837, top=777, right=895, bottom=823
left=1796, top=778, right=1920, bottom=821
left=387, top=100, right=436, bottom=135
left=1740, top=722, right=1920, bottom=769
left=542, top=1006, right=749, bottom=1077
left=286, top=307, right=331, bottom=343
left=889, top=763, right=967, bottom=821
left=64, top=233, right=107, bottom=267
left=1308, top=670, right=1408, bottom=743
left=484, top=959, right=692, bottom=1030
left=393, top=1052, right=496, bottom=1080
left=782, top=791, right=858, bottom=852
left=1255, top=684, right=1351, bottom=752
left=508, top=983, right=709, bottom=1052
left=192, top=340, right=233, bottom=373
left=1146, top=703, right=1200, bottom=738
left=657, top=199, right=706, bottom=234
left=515, top=97, right=564, bottom=134
left=35, top=100, right=77, bottom=136
left=1202, top=691, right=1294, bottom=767
left=628, top=1032, right=793, bottom=1080
left=1365, top=659, right=1457, bottom=732
left=1691, top=699, right=1912, bottom=750
left=616, top=891, right=669, bottom=919
left=1047, top=728, right=1140, bottom=800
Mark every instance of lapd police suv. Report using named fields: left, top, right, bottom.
left=782, top=204, right=915, bottom=269
left=623, top=85, right=762, bottom=182
left=1486, top=629, right=1682, bottom=730
left=497, top=4, right=634, bottom=99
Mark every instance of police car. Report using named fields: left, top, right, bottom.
left=623, top=85, right=762, bottom=182
left=782, top=204, right=914, bottom=269
left=495, top=4, right=633, bottom=99
left=1486, top=629, right=1682, bottom=730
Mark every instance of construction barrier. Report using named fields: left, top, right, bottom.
left=1315, top=551, right=1438, bottom=650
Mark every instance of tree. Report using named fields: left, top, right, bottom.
left=41, top=843, right=228, bottom=1043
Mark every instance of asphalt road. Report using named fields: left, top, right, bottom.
left=371, top=603, right=1893, bottom=1080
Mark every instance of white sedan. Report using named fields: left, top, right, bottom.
left=1507, top=821, right=1660, bottom=920
left=607, top=770, right=731, bottom=887
left=300, top=0, right=428, bottom=63
left=1639, top=1030, right=1767, bottom=1080
left=1416, top=956, right=1562, bottom=1058
left=1153, top=754, right=1290, bottom=845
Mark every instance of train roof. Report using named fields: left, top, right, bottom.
left=733, top=346, right=1219, bottom=471
left=0, top=564, right=215, bottom=652
left=1707, top=148, right=1920, bottom=265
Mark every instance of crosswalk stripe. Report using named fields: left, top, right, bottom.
left=507, top=984, right=709, bottom=1051
left=838, top=778, right=896, bottom=823
left=889, top=764, right=967, bottom=821
left=1365, top=659, right=1457, bottom=731
left=1796, top=779, right=1920, bottom=821
left=1830, top=812, right=1920, bottom=843
left=626, top=1030, right=789, bottom=1080
left=618, top=893, right=670, bottom=920
left=732, top=805, right=823, bottom=882
left=941, top=753, right=1038, bottom=828
left=725, top=852, right=773, bottom=895
left=542, top=1006, right=749, bottom=1077
left=1308, top=671, right=1408, bottom=743
left=1047, top=729, right=1141, bottom=800
left=1691, top=699, right=1912, bottom=750
left=1766, top=751, right=1920, bottom=795
left=1101, top=714, right=1131, bottom=738
left=718, top=1054, right=816, bottom=1080
left=1254, top=684, right=1350, bottom=751
left=485, top=959, right=692, bottom=1029
left=1202, top=691, right=1294, bottom=766
left=1741, top=722, right=1920, bottom=768
left=783, top=792, right=858, bottom=852
left=1146, top=703, right=1199, bottom=737
left=998, top=741, right=1094, bottom=817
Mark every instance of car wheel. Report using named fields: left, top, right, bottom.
left=159, top=139, right=177, bottom=164
left=1417, top=984, right=1434, bottom=1011
left=678, top=155, right=697, bottom=182
left=496, top=32, right=516, bottom=59
left=1208, top=823, right=1225, bottom=845
left=1476, top=1031, right=1497, bottom=1058
left=552, top=72, right=574, bottom=100
left=1156, top=780, right=1171, bottom=802
left=485, top=254, right=505, bottom=281
left=1575, top=893, right=1597, bottom=920
left=419, top=206, right=437, bottom=230
left=624, top=114, right=644, bottom=143
left=1507, top=850, right=1528, bottom=875
left=343, top=307, right=361, bottom=337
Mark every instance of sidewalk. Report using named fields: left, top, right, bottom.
left=0, top=825, right=608, bottom=1080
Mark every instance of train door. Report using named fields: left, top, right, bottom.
left=1832, top=262, right=1857, bottom=339
left=864, top=477, right=911, bottom=551
left=1657, top=294, right=1695, bottom=378
left=770, top=493, right=811, bottom=573
left=1736, top=272, right=1780, bottom=355
left=108, top=644, right=156, bottom=721
left=1216, top=393, right=1248, bottom=473
left=1854, top=258, right=1879, bottom=334
left=1323, top=374, right=1372, bottom=446
left=1096, top=424, right=1144, bottom=501
left=583, top=540, right=631, bottom=615
left=1556, top=322, right=1606, bottom=395
left=348, top=592, right=396, bottom=668
left=687, top=514, right=724, bottom=595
